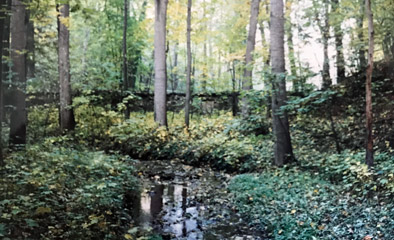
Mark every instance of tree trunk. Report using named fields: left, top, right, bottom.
left=258, top=20, right=270, bottom=66
left=0, top=0, right=7, bottom=164
left=9, top=0, right=28, bottom=146
left=331, top=0, right=345, bottom=83
left=365, top=0, right=374, bottom=167
left=285, top=0, right=296, bottom=77
left=1, top=0, right=10, bottom=124
left=185, top=0, right=192, bottom=128
left=357, top=0, right=366, bottom=71
left=57, top=2, right=75, bottom=131
left=26, top=20, right=34, bottom=80
left=123, top=0, right=130, bottom=119
left=321, top=0, right=331, bottom=90
left=154, top=0, right=168, bottom=127
left=232, top=60, right=238, bottom=117
left=123, top=0, right=128, bottom=92
left=172, top=42, right=179, bottom=92
left=241, top=0, right=260, bottom=118
left=270, top=0, right=294, bottom=166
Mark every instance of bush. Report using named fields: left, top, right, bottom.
left=0, top=139, right=139, bottom=239
left=229, top=170, right=394, bottom=239
left=107, top=112, right=273, bottom=172
left=298, top=149, right=394, bottom=198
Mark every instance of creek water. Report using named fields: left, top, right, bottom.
left=131, top=160, right=265, bottom=240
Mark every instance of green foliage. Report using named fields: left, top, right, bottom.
left=71, top=107, right=273, bottom=172
left=27, top=104, right=60, bottom=141
left=298, top=150, right=394, bottom=199
left=229, top=169, right=394, bottom=239
left=0, top=141, right=139, bottom=239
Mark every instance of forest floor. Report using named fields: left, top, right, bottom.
left=132, top=159, right=265, bottom=240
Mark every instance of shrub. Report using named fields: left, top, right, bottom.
left=229, top=170, right=394, bottom=239
left=0, top=140, right=139, bottom=239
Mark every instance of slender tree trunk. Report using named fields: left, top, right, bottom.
left=331, top=0, right=345, bottom=83
left=285, top=0, right=296, bottom=77
left=321, top=0, right=331, bottom=90
left=201, top=42, right=207, bottom=92
left=185, top=0, right=192, bottom=128
left=26, top=20, right=34, bottom=80
left=231, top=60, right=238, bottom=116
left=81, top=28, right=90, bottom=76
left=270, top=0, right=294, bottom=166
left=172, top=42, right=179, bottom=92
left=241, top=0, right=260, bottom=118
left=57, top=2, right=75, bottom=131
left=357, top=0, right=366, bottom=71
left=0, top=0, right=6, bottom=165
left=9, top=0, right=28, bottom=146
left=2, top=0, right=11, bottom=124
left=123, top=0, right=128, bottom=92
left=123, top=0, right=130, bottom=119
left=154, top=0, right=168, bottom=127
left=259, top=20, right=270, bottom=66
left=365, top=0, right=374, bottom=167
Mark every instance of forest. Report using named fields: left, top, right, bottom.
left=0, top=0, right=394, bottom=239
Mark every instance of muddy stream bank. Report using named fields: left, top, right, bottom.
left=130, top=160, right=265, bottom=240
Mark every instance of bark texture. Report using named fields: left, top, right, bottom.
left=123, top=0, right=130, bottom=119
left=154, top=0, right=168, bottom=127
left=270, top=0, right=294, bottom=166
left=9, top=0, right=28, bottom=146
left=123, top=0, right=128, bottom=92
left=285, top=0, right=296, bottom=77
left=185, top=0, right=192, bottom=128
left=321, top=0, right=331, bottom=89
left=331, top=0, right=345, bottom=82
left=365, top=0, right=374, bottom=167
left=57, top=3, right=75, bottom=131
left=0, top=0, right=7, bottom=164
left=26, top=19, right=34, bottom=80
left=357, top=0, right=366, bottom=70
left=241, top=0, right=260, bottom=118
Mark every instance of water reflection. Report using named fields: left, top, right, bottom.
left=138, top=183, right=202, bottom=239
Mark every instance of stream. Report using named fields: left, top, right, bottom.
left=131, top=159, right=265, bottom=240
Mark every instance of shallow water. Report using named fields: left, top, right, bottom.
left=132, top=160, right=265, bottom=240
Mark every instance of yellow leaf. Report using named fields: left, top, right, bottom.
left=318, top=225, right=325, bottom=230
left=278, top=229, right=283, bottom=234
left=35, top=206, right=51, bottom=215
left=291, top=209, right=296, bottom=214
left=124, top=234, right=133, bottom=240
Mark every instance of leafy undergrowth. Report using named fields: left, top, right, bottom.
left=0, top=138, right=139, bottom=239
left=298, top=149, right=394, bottom=198
left=67, top=98, right=274, bottom=172
left=107, top=112, right=273, bottom=172
left=229, top=169, right=394, bottom=239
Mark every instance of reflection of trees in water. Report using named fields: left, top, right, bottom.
left=151, top=185, right=164, bottom=217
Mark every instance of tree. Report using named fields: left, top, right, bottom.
left=123, top=0, right=130, bottom=119
left=0, top=0, right=7, bottom=165
left=357, top=0, right=366, bottom=70
left=331, top=0, right=345, bottom=82
left=316, top=0, right=331, bottom=89
left=154, top=0, right=168, bottom=127
left=365, top=0, right=374, bottom=167
left=241, top=0, right=260, bottom=118
left=57, top=1, right=75, bottom=131
left=285, top=0, right=296, bottom=77
left=185, top=0, right=192, bottom=128
left=9, top=0, right=28, bottom=146
left=270, top=0, right=294, bottom=166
